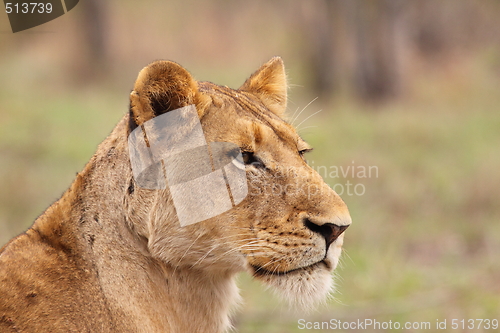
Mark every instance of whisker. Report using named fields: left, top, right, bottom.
left=341, top=248, right=355, bottom=266
left=216, top=240, right=262, bottom=258
left=173, top=232, right=204, bottom=275
left=254, top=257, right=283, bottom=273
left=297, top=125, right=318, bottom=132
left=291, top=97, right=318, bottom=125
left=295, top=109, right=323, bottom=130
left=288, top=106, right=301, bottom=125
left=173, top=233, right=258, bottom=269
left=189, top=238, right=262, bottom=268
left=190, top=244, right=219, bottom=269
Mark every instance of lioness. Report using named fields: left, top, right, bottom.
left=0, top=58, right=351, bottom=332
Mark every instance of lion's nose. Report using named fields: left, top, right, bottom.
left=304, top=219, right=349, bottom=248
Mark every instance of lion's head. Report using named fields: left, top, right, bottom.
left=126, top=57, right=351, bottom=309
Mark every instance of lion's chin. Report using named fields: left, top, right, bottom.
left=250, top=261, right=335, bottom=310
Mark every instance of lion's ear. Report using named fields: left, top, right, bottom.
left=239, top=57, right=287, bottom=116
left=129, top=61, right=209, bottom=127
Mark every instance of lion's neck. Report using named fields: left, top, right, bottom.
left=144, top=265, right=240, bottom=332
left=33, top=115, right=238, bottom=332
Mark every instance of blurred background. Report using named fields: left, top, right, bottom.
left=1, top=0, right=499, bottom=331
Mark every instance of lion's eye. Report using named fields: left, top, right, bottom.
left=299, top=148, right=313, bottom=157
left=242, top=152, right=264, bottom=168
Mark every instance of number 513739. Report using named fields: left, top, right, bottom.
left=5, top=3, right=53, bottom=14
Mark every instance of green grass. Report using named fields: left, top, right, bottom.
left=0, top=77, right=124, bottom=245
left=1, top=56, right=499, bottom=332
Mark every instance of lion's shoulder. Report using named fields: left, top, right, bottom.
left=0, top=225, right=119, bottom=331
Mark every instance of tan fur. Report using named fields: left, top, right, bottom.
left=0, top=58, right=351, bottom=333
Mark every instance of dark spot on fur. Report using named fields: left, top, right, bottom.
left=54, top=226, right=63, bottom=237
left=89, top=235, right=95, bottom=247
left=26, top=292, right=38, bottom=306
left=0, top=316, right=18, bottom=331
left=33, top=227, right=73, bottom=257
left=128, top=181, right=135, bottom=195
left=129, top=109, right=138, bottom=131
left=107, top=147, right=116, bottom=157
left=94, top=215, right=99, bottom=223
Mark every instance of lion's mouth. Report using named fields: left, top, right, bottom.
left=250, top=260, right=330, bottom=277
